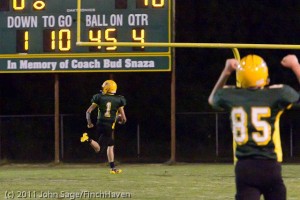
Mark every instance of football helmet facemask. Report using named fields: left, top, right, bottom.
left=236, top=54, right=269, bottom=88
left=102, top=80, right=117, bottom=94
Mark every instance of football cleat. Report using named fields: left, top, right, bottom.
left=110, top=168, right=122, bottom=174
left=80, top=133, right=89, bottom=143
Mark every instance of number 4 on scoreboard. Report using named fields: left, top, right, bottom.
left=132, top=28, right=145, bottom=51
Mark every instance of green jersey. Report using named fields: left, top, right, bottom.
left=212, top=84, right=299, bottom=162
left=91, top=93, right=126, bottom=127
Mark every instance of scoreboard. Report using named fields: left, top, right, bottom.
left=0, top=0, right=173, bottom=73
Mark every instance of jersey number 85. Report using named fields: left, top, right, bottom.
left=231, top=107, right=271, bottom=146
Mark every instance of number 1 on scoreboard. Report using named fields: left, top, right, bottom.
left=16, top=30, right=29, bottom=53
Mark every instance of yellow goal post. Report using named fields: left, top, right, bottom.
left=75, top=0, right=300, bottom=61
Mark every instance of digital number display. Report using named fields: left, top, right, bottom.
left=0, top=0, right=172, bottom=72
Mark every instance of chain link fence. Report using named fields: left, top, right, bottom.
left=0, top=111, right=300, bottom=163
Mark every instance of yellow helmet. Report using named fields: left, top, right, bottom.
left=236, top=54, right=269, bottom=88
left=102, top=80, right=117, bottom=94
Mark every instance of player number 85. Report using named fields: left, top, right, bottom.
left=231, top=107, right=271, bottom=146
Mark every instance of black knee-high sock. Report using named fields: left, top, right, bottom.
left=109, top=162, right=115, bottom=169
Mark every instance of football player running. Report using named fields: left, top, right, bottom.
left=81, top=80, right=127, bottom=174
left=208, top=54, right=300, bottom=200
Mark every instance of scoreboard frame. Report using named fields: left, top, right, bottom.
left=0, top=0, right=173, bottom=73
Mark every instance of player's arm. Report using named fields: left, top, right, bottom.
left=281, top=54, right=300, bottom=84
left=208, top=59, right=239, bottom=106
left=117, top=106, right=127, bottom=124
left=86, top=103, right=97, bottom=128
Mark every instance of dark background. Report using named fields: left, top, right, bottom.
left=1, top=0, right=300, bottom=163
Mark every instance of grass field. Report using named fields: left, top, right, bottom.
left=0, top=163, right=299, bottom=200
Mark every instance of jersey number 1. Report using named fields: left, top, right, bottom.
left=104, top=102, right=112, bottom=118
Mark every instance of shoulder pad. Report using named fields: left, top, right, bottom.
left=268, top=84, right=284, bottom=89
left=223, top=85, right=236, bottom=89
